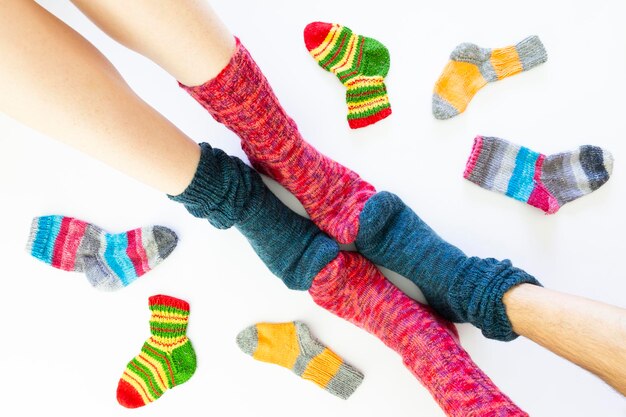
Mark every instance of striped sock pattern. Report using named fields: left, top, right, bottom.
left=309, top=252, right=527, bottom=416
left=179, top=39, right=375, bottom=244
left=27, top=216, right=177, bottom=291
left=433, top=36, right=547, bottom=119
left=304, top=22, right=392, bottom=129
left=117, top=295, right=196, bottom=408
left=236, top=321, right=364, bottom=399
left=464, top=136, right=614, bottom=214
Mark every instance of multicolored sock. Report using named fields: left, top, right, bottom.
left=117, top=295, right=196, bottom=408
left=303, top=22, right=392, bottom=129
left=179, top=38, right=376, bottom=244
left=309, top=252, right=527, bottom=416
left=169, top=143, right=339, bottom=290
left=27, top=216, right=177, bottom=291
left=433, top=36, right=547, bottom=119
left=355, top=191, right=541, bottom=341
left=236, top=321, right=364, bottom=399
left=464, top=136, right=614, bottom=213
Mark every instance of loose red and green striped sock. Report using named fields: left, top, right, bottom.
left=304, top=22, right=392, bottom=129
left=116, top=295, right=196, bottom=408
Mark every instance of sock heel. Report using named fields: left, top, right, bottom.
left=450, top=43, right=490, bottom=64
left=171, top=341, right=197, bottom=385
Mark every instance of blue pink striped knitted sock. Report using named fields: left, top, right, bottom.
left=27, top=216, right=178, bottom=291
left=464, top=136, right=614, bottom=214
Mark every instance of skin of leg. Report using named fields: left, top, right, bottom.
left=64, top=0, right=626, bottom=395
left=504, top=284, right=626, bottom=395
left=0, top=0, right=199, bottom=196
left=69, top=0, right=235, bottom=86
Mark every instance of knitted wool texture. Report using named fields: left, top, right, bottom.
left=303, top=22, right=392, bottom=129
left=179, top=38, right=375, bottom=244
left=27, top=215, right=177, bottom=291
left=168, top=143, right=529, bottom=414
left=355, top=192, right=541, bottom=341
left=169, top=143, right=339, bottom=290
left=433, top=36, right=547, bottom=119
left=237, top=321, right=364, bottom=399
left=309, top=251, right=528, bottom=416
left=464, top=136, right=614, bottom=214
left=117, top=295, right=196, bottom=408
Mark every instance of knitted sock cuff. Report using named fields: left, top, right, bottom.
left=178, top=36, right=242, bottom=94
left=149, top=294, right=190, bottom=313
left=345, top=76, right=392, bottom=129
left=460, top=258, right=542, bottom=341
left=464, top=135, right=521, bottom=186
left=179, top=37, right=264, bottom=121
left=321, top=361, right=364, bottom=400
left=26, top=216, right=55, bottom=260
left=168, top=143, right=262, bottom=229
left=515, top=35, right=548, bottom=71
left=149, top=295, right=190, bottom=337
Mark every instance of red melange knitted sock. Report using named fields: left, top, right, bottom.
left=179, top=38, right=375, bottom=244
left=309, top=251, right=528, bottom=417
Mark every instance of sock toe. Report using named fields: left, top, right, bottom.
left=579, top=145, right=614, bottom=190
left=236, top=325, right=258, bottom=355
left=432, top=94, right=459, bottom=120
left=116, top=379, right=147, bottom=409
left=152, top=226, right=178, bottom=259
left=304, top=22, right=333, bottom=51
left=602, top=149, right=614, bottom=177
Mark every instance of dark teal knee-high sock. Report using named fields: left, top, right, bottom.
left=169, top=143, right=339, bottom=290
left=355, top=191, right=541, bottom=341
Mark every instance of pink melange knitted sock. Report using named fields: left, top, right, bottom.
left=309, top=251, right=528, bottom=417
left=180, top=38, right=375, bottom=244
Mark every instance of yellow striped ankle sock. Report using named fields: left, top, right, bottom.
left=236, top=321, right=364, bottom=399
left=432, top=36, right=547, bottom=119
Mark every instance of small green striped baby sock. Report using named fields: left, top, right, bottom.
left=237, top=321, right=364, bottom=399
left=304, top=22, right=391, bottom=129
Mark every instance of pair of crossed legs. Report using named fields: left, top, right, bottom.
left=1, top=1, right=624, bottom=414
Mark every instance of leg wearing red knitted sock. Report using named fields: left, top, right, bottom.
left=180, top=39, right=375, bottom=244
left=309, top=252, right=527, bottom=417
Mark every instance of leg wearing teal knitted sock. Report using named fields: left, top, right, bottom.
left=169, top=143, right=339, bottom=290
left=355, top=192, right=541, bottom=341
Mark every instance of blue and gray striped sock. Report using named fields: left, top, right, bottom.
left=464, top=136, right=613, bottom=213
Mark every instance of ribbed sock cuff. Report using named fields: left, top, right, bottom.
left=26, top=216, right=61, bottom=261
left=515, top=35, right=548, bottom=71
left=168, top=143, right=260, bottom=229
left=345, top=77, right=391, bottom=129
left=460, top=258, right=542, bottom=341
left=149, top=294, right=190, bottom=313
left=324, top=362, right=365, bottom=400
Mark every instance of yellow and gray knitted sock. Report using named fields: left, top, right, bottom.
left=237, top=321, right=363, bottom=399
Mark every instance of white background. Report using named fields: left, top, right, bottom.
left=1, top=1, right=625, bottom=416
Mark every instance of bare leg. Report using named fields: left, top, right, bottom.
left=66, top=0, right=626, bottom=396
left=0, top=0, right=199, bottom=195
left=504, top=284, right=626, bottom=395
left=69, top=0, right=235, bottom=86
